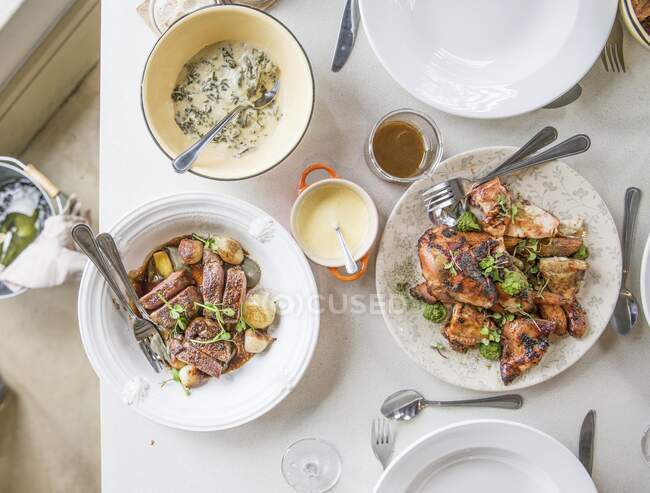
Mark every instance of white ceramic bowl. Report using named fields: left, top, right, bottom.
left=359, top=0, right=618, bottom=118
left=289, top=164, right=379, bottom=280
left=141, top=5, right=314, bottom=180
left=640, top=233, right=650, bottom=324
left=620, top=0, right=650, bottom=49
left=77, top=192, right=319, bottom=431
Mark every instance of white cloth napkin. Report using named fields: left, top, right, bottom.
left=0, top=195, right=90, bottom=291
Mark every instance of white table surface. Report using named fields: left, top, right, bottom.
left=99, top=2, right=650, bottom=491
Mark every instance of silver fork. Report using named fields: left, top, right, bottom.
left=422, top=132, right=590, bottom=227
left=601, top=18, right=626, bottom=73
left=96, top=233, right=172, bottom=366
left=72, top=224, right=168, bottom=372
left=371, top=418, right=395, bottom=470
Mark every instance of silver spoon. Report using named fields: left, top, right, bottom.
left=334, top=223, right=359, bottom=275
left=172, top=80, right=280, bottom=174
left=381, top=389, right=523, bottom=421
left=611, top=187, right=641, bottom=335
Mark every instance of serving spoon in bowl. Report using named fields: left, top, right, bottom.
left=172, top=80, right=280, bottom=174
left=381, top=389, right=523, bottom=421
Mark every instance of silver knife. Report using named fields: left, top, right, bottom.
left=579, top=409, right=596, bottom=475
left=332, top=0, right=360, bottom=72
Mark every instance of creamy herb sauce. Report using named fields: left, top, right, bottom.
left=172, top=41, right=281, bottom=158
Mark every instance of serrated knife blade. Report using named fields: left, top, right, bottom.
left=579, top=409, right=596, bottom=475
left=331, top=0, right=359, bottom=72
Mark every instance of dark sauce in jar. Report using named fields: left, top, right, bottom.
left=372, top=121, right=426, bottom=178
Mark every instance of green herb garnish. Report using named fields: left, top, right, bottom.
left=456, top=211, right=481, bottom=232
left=572, top=244, right=589, bottom=260
left=479, top=341, right=502, bottom=361
left=158, top=293, right=188, bottom=335
left=161, top=367, right=190, bottom=396
left=444, top=250, right=459, bottom=276
left=431, top=342, right=448, bottom=359
left=500, top=270, right=529, bottom=296
left=423, top=303, right=448, bottom=323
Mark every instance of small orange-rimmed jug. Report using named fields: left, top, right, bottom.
left=290, top=163, right=379, bottom=282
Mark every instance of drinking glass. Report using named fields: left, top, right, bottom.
left=281, top=438, right=342, bottom=493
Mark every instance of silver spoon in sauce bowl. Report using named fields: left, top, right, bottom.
left=172, top=80, right=280, bottom=174
left=381, top=389, right=523, bottom=421
left=333, top=223, right=359, bottom=275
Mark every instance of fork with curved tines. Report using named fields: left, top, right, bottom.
left=371, top=418, right=395, bottom=470
left=72, top=224, right=169, bottom=372
left=422, top=131, right=591, bottom=227
left=601, top=18, right=626, bottom=73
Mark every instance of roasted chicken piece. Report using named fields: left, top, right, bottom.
left=418, top=226, right=498, bottom=308
left=467, top=178, right=512, bottom=237
left=500, top=318, right=555, bottom=384
left=139, top=270, right=194, bottom=311
left=538, top=303, right=568, bottom=335
left=538, top=257, right=588, bottom=299
left=443, top=303, right=495, bottom=352
left=564, top=301, right=587, bottom=338
left=504, top=202, right=559, bottom=239
left=496, top=282, right=534, bottom=314
left=504, top=236, right=584, bottom=258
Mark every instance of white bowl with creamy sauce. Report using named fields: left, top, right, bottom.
left=141, top=4, right=314, bottom=181
left=290, top=164, right=379, bottom=282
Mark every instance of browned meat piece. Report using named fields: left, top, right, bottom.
left=564, top=301, right=587, bottom=338
left=203, top=248, right=221, bottom=264
left=533, top=291, right=574, bottom=306
left=496, top=283, right=534, bottom=313
left=467, top=178, right=512, bottom=237
left=176, top=345, right=225, bottom=378
left=174, top=317, right=236, bottom=378
left=504, top=202, right=559, bottom=239
left=504, top=236, right=584, bottom=258
left=139, top=270, right=194, bottom=311
left=538, top=257, right=588, bottom=299
left=633, top=0, right=650, bottom=23
left=500, top=318, right=555, bottom=385
left=418, top=226, right=498, bottom=308
left=538, top=237, right=583, bottom=257
left=443, top=303, right=494, bottom=352
left=178, top=238, right=203, bottom=264
left=538, top=303, right=568, bottom=335
left=222, top=266, right=247, bottom=322
left=184, top=317, right=235, bottom=364
left=202, top=255, right=225, bottom=311
left=410, top=282, right=439, bottom=304
left=189, top=264, right=203, bottom=286
left=150, top=286, right=202, bottom=330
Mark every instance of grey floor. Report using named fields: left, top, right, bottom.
left=0, top=67, right=100, bottom=493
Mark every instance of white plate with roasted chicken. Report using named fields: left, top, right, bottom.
left=78, top=192, right=319, bottom=431
left=376, top=147, right=621, bottom=391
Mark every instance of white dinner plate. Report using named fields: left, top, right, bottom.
left=374, top=420, right=597, bottom=493
left=640, top=234, right=650, bottom=325
left=376, top=147, right=621, bottom=391
left=77, top=193, right=319, bottom=431
left=359, top=0, right=618, bottom=118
